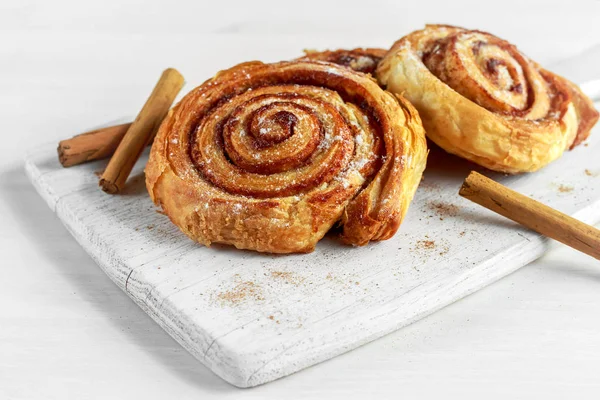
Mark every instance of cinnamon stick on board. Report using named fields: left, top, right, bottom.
left=99, top=68, right=184, bottom=194
left=459, top=171, right=600, bottom=260
left=58, top=123, right=132, bottom=167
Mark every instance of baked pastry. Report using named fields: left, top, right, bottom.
left=298, top=48, right=387, bottom=75
left=377, top=24, right=599, bottom=173
left=145, top=60, right=427, bottom=253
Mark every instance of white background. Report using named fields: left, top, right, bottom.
left=2, top=0, right=600, bottom=398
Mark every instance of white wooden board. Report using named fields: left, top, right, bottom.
left=25, top=126, right=600, bottom=387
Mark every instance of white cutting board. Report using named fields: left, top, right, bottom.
left=24, top=123, right=600, bottom=387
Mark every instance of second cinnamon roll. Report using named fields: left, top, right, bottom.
left=377, top=24, right=598, bottom=173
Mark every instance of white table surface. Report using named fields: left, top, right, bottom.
left=2, top=1, right=600, bottom=398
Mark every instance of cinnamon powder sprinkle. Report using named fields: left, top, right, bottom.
left=216, top=281, right=264, bottom=305
left=417, top=240, right=436, bottom=249
left=325, top=272, right=363, bottom=291
left=270, top=270, right=306, bottom=286
left=419, top=178, right=440, bottom=192
left=412, top=237, right=450, bottom=257
left=427, top=201, right=460, bottom=218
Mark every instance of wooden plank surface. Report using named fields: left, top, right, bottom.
left=24, top=128, right=600, bottom=387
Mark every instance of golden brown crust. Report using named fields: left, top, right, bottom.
left=377, top=24, right=598, bottom=173
left=146, top=60, right=428, bottom=253
left=298, top=48, right=387, bottom=75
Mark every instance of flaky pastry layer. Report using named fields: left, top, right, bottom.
left=297, top=48, right=387, bottom=75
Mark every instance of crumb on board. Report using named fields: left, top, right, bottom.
left=459, top=231, right=466, bottom=237
left=557, top=184, right=573, bottom=193
left=265, top=315, right=280, bottom=323
left=585, top=169, right=597, bottom=177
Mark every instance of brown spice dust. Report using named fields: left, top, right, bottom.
left=417, top=240, right=436, bottom=249
left=216, top=281, right=264, bottom=305
left=270, top=270, right=306, bottom=286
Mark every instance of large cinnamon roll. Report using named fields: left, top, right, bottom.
left=145, top=61, right=427, bottom=253
left=377, top=24, right=598, bottom=173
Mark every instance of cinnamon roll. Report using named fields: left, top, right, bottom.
left=298, top=48, right=387, bottom=75
left=145, top=60, right=427, bottom=253
left=377, top=24, right=598, bottom=173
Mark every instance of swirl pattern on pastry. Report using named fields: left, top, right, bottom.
left=377, top=24, right=598, bottom=173
left=145, top=60, right=427, bottom=253
left=298, top=48, right=387, bottom=75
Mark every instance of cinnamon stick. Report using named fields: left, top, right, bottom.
left=58, top=123, right=132, bottom=167
left=459, top=171, right=600, bottom=260
left=99, top=68, right=184, bottom=194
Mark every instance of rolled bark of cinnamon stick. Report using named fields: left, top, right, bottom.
left=99, top=68, right=184, bottom=194
left=459, top=171, right=600, bottom=260
left=58, top=123, right=132, bottom=167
